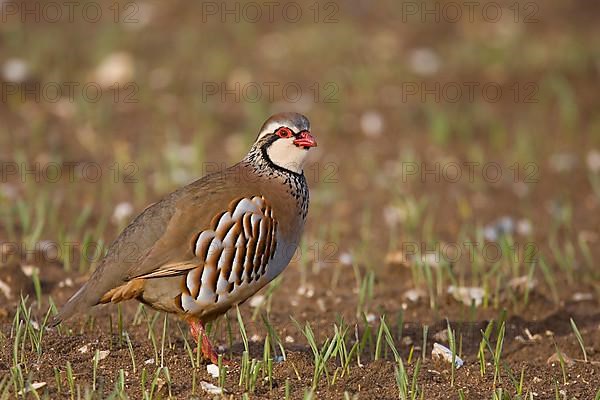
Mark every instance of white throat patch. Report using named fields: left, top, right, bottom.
left=266, top=138, right=309, bottom=174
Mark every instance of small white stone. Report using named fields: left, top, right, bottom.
left=30, top=382, right=47, bottom=390
left=206, top=364, right=220, bottom=378
left=316, top=298, right=327, bottom=313
left=524, top=328, right=542, bottom=341
left=360, top=111, right=384, bottom=137
left=383, top=205, right=406, bottom=227
left=0, top=279, right=12, bottom=299
left=515, top=335, right=526, bottom=343
left=296, top=285, right=314, bottom=298
left=249, top=295, right=265, bottom=308
left=403, top=288, right=426, bottom=303
left=483, top=226, right=498, bottom=242
left=94, top=52, right=134, bottom=88
left=408, top=48, right=440, bottom=76
left=366, top=313, right=377, bottom=323
left=58, top=277, right=74, bottom=288
left=200, top=381, right=223, bottom=395
left=432, top=343, right=463, bottom=368
left=484, top=216, right=515, bottom=241
left=112, top=202, right=134, bottom=224
left=572, top=292, right=593, bottom=302
left=586, top=149, right=600, bottom=173
left=497, top=216, right=514, bottom=234
left=339, top=252, right=353, bottom=265
left=516, top=219, right=533, bottom=236
left=96, top=350, right=110, bottom=361
left=21, top=265, right=37, bottom=277
left=250, top=334, right=261, bottom=343
left=2, top=58, right=29, bottom=83
left=78, top=345, right=89, bottom=353
left=448, top=286, right=484, bottom=307
left=144, top=358, right=155, bottom=365
left=155, top=377, right=166, bottom=392
left=433, top=329, right=448, bottom=342
left=509, top=276, right=537, bottom=292
left=17, top=382, right=46, bottom=395
left=285, top=335, right=295, bottom=343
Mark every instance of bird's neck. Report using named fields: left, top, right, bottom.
left=242, top=147, right=310, bottom=220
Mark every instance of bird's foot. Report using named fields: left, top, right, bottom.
left=188, top=318, right=230, bottom=365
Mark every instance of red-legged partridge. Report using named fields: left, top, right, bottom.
left=53, top=112, right=317, bottom=363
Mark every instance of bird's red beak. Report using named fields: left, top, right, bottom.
left=293, top=131, right=317, bottom=148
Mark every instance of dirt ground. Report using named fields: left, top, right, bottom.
left=1, top=0, right=600, bottom=399
left=1, top=254, right=600, bottom=399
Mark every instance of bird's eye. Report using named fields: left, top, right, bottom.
left=276, top=127, right=293, bottom=139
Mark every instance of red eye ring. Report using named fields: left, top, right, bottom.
left=276, top=127, right=293, bottom=139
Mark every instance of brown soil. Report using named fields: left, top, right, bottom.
left=1, top=0, right=600, bottom=398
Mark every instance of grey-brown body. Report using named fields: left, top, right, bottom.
left=53, top=113, right=313, bottom=325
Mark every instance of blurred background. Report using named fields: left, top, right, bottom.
left=1, top=0, right=599, bottom=398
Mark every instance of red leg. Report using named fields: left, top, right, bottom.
left=188, top=318, right=229, bottom=364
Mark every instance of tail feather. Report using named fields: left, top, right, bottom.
left=51, top=257, right=123, bottom=327
left=51, top=278, right=144, bottom=327
left=50, top=282, right=95, bottom=327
